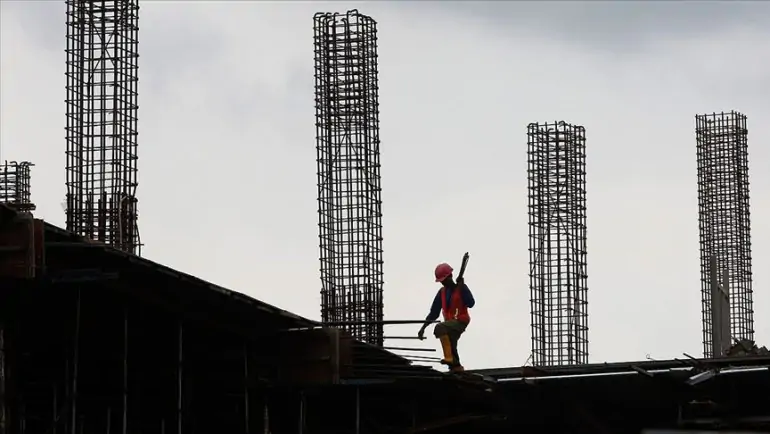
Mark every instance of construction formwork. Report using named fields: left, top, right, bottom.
left=695, top=111, right=753, bottom=357
left=527, top=121, right=589, bottom=366
left=0, top=161, right=35, bottom=213
left=65, top=0, right=141, bottom=255
left=313, top=10, right=385, bottom=346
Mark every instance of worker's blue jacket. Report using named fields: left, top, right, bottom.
left=425, top=284, right=475, bottom=322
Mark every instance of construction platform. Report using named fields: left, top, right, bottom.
left=1, top=202, right=768, bottom=433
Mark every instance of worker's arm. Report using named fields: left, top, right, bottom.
left=418, top=291, right=442, bottom=338
left=425, top=291, right=441, bottom=322
left=461, top=284, right=475, bottom=308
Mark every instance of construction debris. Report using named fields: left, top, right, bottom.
left=725, top=339, right=770, bottom=357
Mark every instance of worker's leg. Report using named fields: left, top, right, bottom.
left=433, top=320, right=467, bottom=368
left=433, top=321, right=455, bottom=365
left=446, top=321, right=466, bottom=370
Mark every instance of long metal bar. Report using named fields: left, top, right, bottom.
left=382, top=347, right=435, bottom=353
left=471, top=355, right=770, bottom=380
left=322, top=320, right=435, bottom=327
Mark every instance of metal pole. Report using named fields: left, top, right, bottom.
left=354, top=387, right=360, bottom=434
left=0, top=325, right=5, bottom=434
left=298, top=392, right=305, bottom=434
left=177, top=323, right=183, bottom=434
left=720, top=267, right=731, bottom=355
left=122, top=308, right=127, bottom=434
left=106, top=407, right=111, bottom=434
left=243, top=345, right=249, bottom=434
left=709, top=255, right=722, bottom=356
left=70, top=289, right=81, bottom=434
left=53, top=385, right=58, bottom=434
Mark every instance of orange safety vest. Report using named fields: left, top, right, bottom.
left=440, top=285, right=470, bottom=324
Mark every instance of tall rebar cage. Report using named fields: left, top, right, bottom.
left=696, top=111, right=753, bottom=357
left=65, top=0, right=141, bottom=255
left=314, top=10, right=384, bottom=346
left=0, top=161, right=35, bottom=213
left=527, top=121, right=589, bottom=366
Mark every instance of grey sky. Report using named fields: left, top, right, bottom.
left=1, top=1, right=768, bottom=369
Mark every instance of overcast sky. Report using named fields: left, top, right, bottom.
left=1, top=1, right=768, bottom=370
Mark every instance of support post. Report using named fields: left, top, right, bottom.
left=53, top=385, right=57, bottom=434
left=122, top=308, right=128, bottom=434
left=298, top=392, right=305, bottom=434
left=0, top=325, right=5, bottom=434
left=243, top=345, right=249, bottom=434
left=70, top=289, right=81, bottom=434
left=720, top=267, right=731, bottom=355
left=177, top=323, right=183, bottom=434
left=355, top=387, right=360, bottom=434
left=710, top=256, right=732, bottom=356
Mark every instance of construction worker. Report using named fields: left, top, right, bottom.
left=417, top=262, right=475, bottom=372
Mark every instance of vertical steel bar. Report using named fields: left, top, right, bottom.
left=70, top=289, right=81, bottom=434
left=106, top=407, right=111, bottom=434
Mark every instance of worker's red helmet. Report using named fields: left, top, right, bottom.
left=434, top=263, right=453, bottom=282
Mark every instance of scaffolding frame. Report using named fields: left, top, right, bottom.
left=696, top=111, right=753, bottom=358
left=0, top=161, right=35, bottom=213
left=65, top=0, right=141, bottom=255
left=527, top=121, right=589, bottom=366
left=314, top=10, right=385, bottom=346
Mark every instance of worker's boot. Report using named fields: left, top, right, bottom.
left=438, top=335, right=455, bottom=366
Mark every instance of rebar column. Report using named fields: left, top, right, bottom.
left=65, top=0, right=142, bottom=255
left=527, top=121, right=589, bottom=366
left=0, top=161, right=35, bottom=213
left=313, top=10, right=385, bottom=346
left=695, top=111, right=753, bottom=358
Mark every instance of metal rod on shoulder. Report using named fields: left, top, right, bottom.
left=382, top=346, right=436, bottom=353
left=322, top=320, right=437, bottom=327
